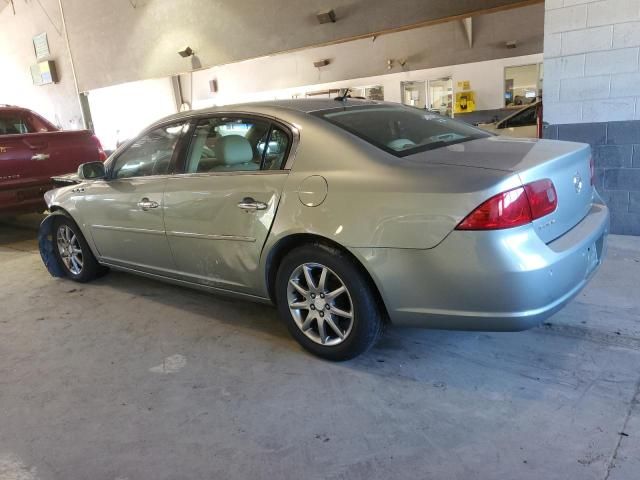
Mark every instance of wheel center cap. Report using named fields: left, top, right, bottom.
left=314, top=298, right=326, bottom=311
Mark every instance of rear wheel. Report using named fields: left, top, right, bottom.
left=53, top=216, right=106, bottom=282
left=276, top=244, right=383, bottom=361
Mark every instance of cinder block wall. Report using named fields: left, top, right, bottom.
left=543, top=0, right=640, bottom=235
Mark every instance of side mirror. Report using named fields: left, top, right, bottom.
left=77, top=161, right=106, bottom=180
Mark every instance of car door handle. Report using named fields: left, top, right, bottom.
left=31, top=153, right=50, bottom=161
left=137, top=198, right=160, bottom=211
left=237, top=197, right=268, bottom=211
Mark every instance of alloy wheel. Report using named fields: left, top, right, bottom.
left=287, top=262, right=354, bottom=346
left=56, top=224, right=83, bottom=275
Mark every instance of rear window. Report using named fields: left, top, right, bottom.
left=313, top=105, right=490, bottom=157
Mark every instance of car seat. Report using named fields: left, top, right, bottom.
left=211, top=135, right=256, bottom=171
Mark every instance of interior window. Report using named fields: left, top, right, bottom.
left=112, top=122, right=187, bottom=179
left=260, top=126, right=291, bottom=170
left=185, top=117, right=270, bottom=173
left=502, top=106, right=537, bottom=129
left=504, top=63, right=542, bottom=107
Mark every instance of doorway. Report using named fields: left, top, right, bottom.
left=428, top=78, right=453, bottom=117
left=401, top=78, right=454, bottom=117
left=401, top=81, right=426, bottom=109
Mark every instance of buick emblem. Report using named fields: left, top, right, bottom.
left=573, top=172, right=583, bottom=194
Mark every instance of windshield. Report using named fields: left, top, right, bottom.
left=313, top=105, right=490, bottom=157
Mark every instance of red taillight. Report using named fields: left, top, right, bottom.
left=90, top=134, right=107, bottom=162
left=524, top=179, right=557, bottom=219
left=589, top=156, right=595, bottom=186
left=456, top=179, right=557, bottom=231
left=456, top=187, right=532, bottom=230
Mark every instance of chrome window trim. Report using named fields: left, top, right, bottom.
left=167, top=170, right=289, bottom=179
left=100, top=175, right=174, bottom=182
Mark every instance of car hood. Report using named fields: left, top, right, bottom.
left=407, top=136, right=585, bottom=173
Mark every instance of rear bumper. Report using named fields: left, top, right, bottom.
left=353, top=199, right=609, bottom=331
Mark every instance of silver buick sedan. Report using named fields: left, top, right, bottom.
left=39, top=99, right=609, bottom=360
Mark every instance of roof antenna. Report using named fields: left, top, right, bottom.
left=334, top=88, right=351, bottom=102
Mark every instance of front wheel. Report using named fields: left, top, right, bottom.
left=275, top=244, right=383, bottom=361
left=53, top=216, right=106, bottom=282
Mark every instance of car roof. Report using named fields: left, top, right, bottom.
left=154, top=98, right=386, bottom=126
left=238, top=98, right=382, bottom=113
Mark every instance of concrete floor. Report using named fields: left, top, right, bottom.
left=0, top=215, right=639, bottom=480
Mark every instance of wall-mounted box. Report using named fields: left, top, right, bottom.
left=30, top=60, right=58, bottom=86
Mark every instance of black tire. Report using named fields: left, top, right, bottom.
left=52, top=215, right=107, bottom=282
left=275, top=243, right=383, bottom=361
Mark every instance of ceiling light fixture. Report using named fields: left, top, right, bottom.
left=178, top=46, right=195, bottom=58
left=316, top=9, right=336, bottom=24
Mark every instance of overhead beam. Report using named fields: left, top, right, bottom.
left=279, top=0, right=543, bottom=55
left=1, top=0, right=16, bottom=14
left=462, top=17, right=473, bottom=48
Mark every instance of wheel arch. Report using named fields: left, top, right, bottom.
left=48, top=204, right=73, bottom=217
left=46, top=205, right=101, bottom=259
left=264, top=233, right=390, bottom=323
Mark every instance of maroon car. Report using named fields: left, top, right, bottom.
left=0, top=105, right=106, bottom=215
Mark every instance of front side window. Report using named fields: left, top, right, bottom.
left=112, top=122, right=187, bottom=179
left=185, top=117, right=290, bottom=173
left=313, top=105, right=489, bottom=157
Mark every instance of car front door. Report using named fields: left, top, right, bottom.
left=80, top=121, right=189, bottom=273
left=162, top=115, right=293, bottom=294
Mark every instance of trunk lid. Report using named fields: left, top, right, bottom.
left=410, top=136, right=594, bottom=243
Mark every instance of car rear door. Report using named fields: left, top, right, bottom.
left=162, top=115, right=293, bottom=294
left=79, top=121, right=189, bottom=274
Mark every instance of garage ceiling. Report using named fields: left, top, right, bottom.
left=58, top=0, right=542, bottom=92
left=1, top=0, right=13, bottom=13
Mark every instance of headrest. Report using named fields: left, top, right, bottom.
left=214, top=135, right=253, bottom=166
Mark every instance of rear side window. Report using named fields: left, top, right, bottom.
left=185, top=117, right=270, bottom=173
left=259, top=126, right=291, bottom=170
left=184, top=117, right=291, bottom=173
left=313, top=105, right=489, bottom=157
